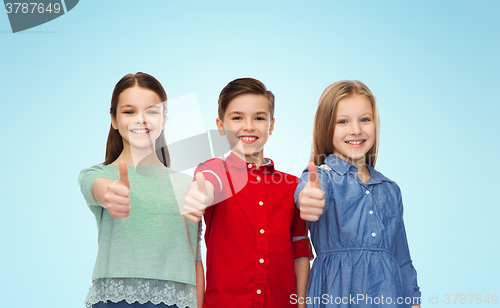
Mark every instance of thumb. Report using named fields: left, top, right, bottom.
left=118, top=161, right=130, bottom=188
left=196, top=172, right=206, bottom=195
left=306, top=162, right=321, bottom=189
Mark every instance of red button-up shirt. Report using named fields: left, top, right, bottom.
left=195, top=153, right=312, bottom=308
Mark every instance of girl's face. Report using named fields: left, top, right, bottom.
left=332, top=94, right=375, bottom=166
left=112, top=86, right=165, bottom=150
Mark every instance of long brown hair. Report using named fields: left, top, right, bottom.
left=312, top=80, right=380, bottom=167
left=103, top=72, right=171, bottom=167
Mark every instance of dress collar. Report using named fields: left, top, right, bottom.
left=323, top=154, right=391, bottom=183
left=323, top=154, right=354, bottom=175
left=366, top=165, right=392, bottom=184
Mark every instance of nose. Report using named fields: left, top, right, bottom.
left=350, top=122, right=361, bottom=135
left=243, top=119, right=255, bottom=131
left=134, top=112, right=147, bottom=125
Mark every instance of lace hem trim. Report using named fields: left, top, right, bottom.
left=84, top=278, right=197, bottom=308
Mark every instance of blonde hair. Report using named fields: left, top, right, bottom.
left=311, top=80, right=380, bottom=167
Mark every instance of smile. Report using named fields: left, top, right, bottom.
left=129, top=129, right=150, bottom=134
left=239, top=136, right=258, bottom=144
left=345, top=140, right=365, bottom=145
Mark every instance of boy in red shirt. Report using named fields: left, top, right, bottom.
left=184, top=78, right=311, bottom=308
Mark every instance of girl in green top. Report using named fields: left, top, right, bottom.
left=78, top=72, right=204, bottom=308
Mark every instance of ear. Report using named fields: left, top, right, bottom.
left=269, top=118, right=275, bottom=135
left=216, top=117, right=226, bottom=136
left=111, top=116, right=118, bottom=130
left=162, top=115, right=167, bottom=130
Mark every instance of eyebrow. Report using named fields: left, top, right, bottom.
left=336, top=112, right=373, bottom=117
left=120, top=104, right=161, bottom=109
left=227, top=111, right=269, bottom=116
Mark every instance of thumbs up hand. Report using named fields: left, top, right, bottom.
left=298, top=162, right=325, bottom=221
left=104, top=161, right=131, bottom=219
left=183, top=172, right=214, bottom=223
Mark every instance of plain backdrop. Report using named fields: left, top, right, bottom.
left=0, top=1, right=499, bottom=307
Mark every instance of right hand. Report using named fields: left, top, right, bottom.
left=183, top=172, right=211, bottom=223
left=104, top=161, right=131, bottom=219
left=298, top=162, right=325, bottom=221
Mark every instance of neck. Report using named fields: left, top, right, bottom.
left=115, top=143, right=165, bottom=167
left=352, top=159, right=368, bottom=173
left=333, top=153, right=367, bottom=171
left=231, top=150, right=265, bottom=167
left=355, top=163, right=369, bottom=174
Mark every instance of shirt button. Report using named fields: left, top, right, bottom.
left=371, top=232, right=376, bottom=237
left=256, top=289, right=262, bottom=294
left=248, top=164, right=252, bottom=168
left=260, top=229, right=265, bottom=234
left=366, top=190, right=370, bottom=195
left=259, top=258, right=264, bottom=263
left=257, top=176, right=261, bottom=181
left=259, top=201, right=263, bottom=206
left=369, top=210, right=373, bottom=215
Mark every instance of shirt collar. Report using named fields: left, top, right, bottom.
left=323, top=154, right=391, bottom=183
left=366, top=165, right=392, bottom=184
left=224, top=152, right=274, bottom=171
left=323, top=154, right=354, bottom=176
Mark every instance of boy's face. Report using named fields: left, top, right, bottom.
left=216, top=94, right=275, bottom=165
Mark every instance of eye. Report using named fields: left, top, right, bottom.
left=256, top=116, right=266, bottom=121
left=337, top=120, right=346, bottom=124
left=361, top=118, right=371, bottom=122
left=123, top=110, right=134, bottom=114
left=146, top=110, right=160, bottom=115
left=232, top=116, right=242, bottom=120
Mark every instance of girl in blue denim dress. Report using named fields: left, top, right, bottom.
left=295, top=80, right=421, bottom=308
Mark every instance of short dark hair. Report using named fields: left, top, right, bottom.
left=218, top=78, right=275, bottom=119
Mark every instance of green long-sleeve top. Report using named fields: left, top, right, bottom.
left=79, top=165, right=200, bottom=286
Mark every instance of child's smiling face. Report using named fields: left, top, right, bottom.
left=112, top=86, right=165, bottom=150
left=217, top=94, right=275, bottom=165
left=332, top=94, right=375, bottom=166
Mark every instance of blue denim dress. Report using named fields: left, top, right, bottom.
left=295, top=155, right=421, bottom=308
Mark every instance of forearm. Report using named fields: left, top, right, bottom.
left=295, top=256, right=310, bottom=308
left=91, top=178, right=113, bottom=207
left=196, top=261, right=205, bottom=307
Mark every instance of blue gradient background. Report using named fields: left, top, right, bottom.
left=1, top=1, right=499, bottom=307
